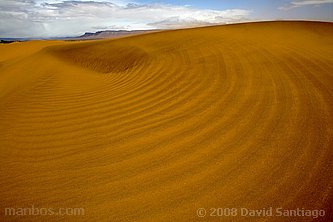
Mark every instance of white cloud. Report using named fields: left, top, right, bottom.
left=0, top=0, right=251, bottom=38
left=148, top=9, right=249, bottom=29
left=279, top=0, right=333, bottom=10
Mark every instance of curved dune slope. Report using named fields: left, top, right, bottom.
left=0, top=21, right=333, bottom=222
left=50, top=42, right=148, bottom=73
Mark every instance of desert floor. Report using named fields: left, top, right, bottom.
left=0, top=21, right=333, bottom=221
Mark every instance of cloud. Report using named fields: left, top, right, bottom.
left=148, top=17, right=213, bottom=29
left=279, top=0, right=333, bottom=10
left=0, top=0, right=251, bottom=38
left=149, top=9, right=249, bottom=29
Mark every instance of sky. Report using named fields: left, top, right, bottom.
left=0, top=0, right=332, bottom=38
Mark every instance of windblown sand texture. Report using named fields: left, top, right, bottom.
left=0, top=21, right=333, bottom=221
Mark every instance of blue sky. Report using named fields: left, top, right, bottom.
left=139, top=0, right=333, bottom=19
left=139, top=0, right=331, bottom=12
left=0, top=0, right=332, bottom=37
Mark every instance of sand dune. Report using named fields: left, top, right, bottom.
left=0, top=21, right=333, bottom=221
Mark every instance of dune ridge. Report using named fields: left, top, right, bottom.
left=0, top=21, right=333, bottom=221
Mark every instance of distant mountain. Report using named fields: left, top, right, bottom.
left=0, top=30, right=159, bottom=42
left=0, top=39, right=16, bottom=44
left=74, top=30, right=158, bottom=40
left=0, top=38, right=27, bottom=42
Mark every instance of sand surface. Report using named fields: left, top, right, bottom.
left=1, top=21, right=333, bottom=221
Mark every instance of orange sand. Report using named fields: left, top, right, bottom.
left=0, top=21, right=333, bottom=221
